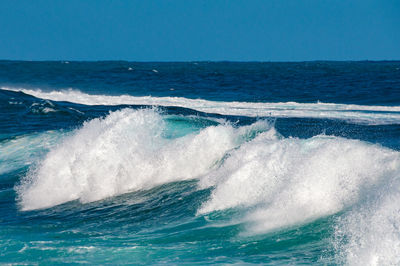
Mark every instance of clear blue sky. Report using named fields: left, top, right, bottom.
left=0, top=0, right=399, bottom=61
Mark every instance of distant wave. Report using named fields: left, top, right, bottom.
left=3, top=87, right=400, bottom=125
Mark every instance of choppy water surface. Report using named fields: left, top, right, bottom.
left=1, top=61, right=400, bottom=264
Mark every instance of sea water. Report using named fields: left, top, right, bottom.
left=1, top=61, right=400, bottom=264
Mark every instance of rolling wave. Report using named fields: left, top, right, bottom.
left=3, top=87, right=400, bottom=125
left=17, top=108, right=271, bottom=210
left=15, top=108, right=400, bottom=264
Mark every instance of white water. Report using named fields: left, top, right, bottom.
left=17, top=108, right=269, bottom=210
left=16, top=108, right=400, bottom=265
left=195, top=128, right=400, bottom=265
left=198, top=131, right=399, bottom=228
left=3, top=87, right=400, bottom=125
left=334, top=175, right=400, bottom=265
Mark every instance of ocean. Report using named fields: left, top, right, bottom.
left=1, top=61, right=400, bottom=265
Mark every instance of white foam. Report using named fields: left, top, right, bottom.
left=28, top=100, right=58, bottom=114
left=198, top=133, right=400, bottom=234
left=195, top=129, right=400, bottom=264
left=8, top=101, right=23, bottom=105
left=334, top=172, right=400, bottom=265
left=31, top=107, right=57, bottom=114
left=17, top=108, right=267, bottom=210
left=14, top=107, right=400, bottom=263
left=3, top=87, right=400, bottom=125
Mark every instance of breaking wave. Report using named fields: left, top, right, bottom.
left=15, top=108, right=400, bottom=264
left=3, top=87, right=400, bottom=125
left=17, top=108, right=270, bottom=210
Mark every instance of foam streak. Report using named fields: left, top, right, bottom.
left=3, top=87, right=400, bottom=125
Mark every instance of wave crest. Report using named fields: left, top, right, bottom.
left=15, top=107, right=400, bottom=264
left=199, top=134, right=400, bottom=234
left=3, top=87, right=400, bottom=125
left=17, top=108, right=270, bottom=210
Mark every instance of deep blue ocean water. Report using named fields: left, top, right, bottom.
left=1, top=61, right=400, bottom=265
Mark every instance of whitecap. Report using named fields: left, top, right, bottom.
left=3, top=87, right=400, bottom=125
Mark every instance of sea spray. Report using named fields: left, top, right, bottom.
left=198, top=133, right=400, bottom=235
left=2, top=60, right=400, bottom=264
left=17, top=108, right=271, bottom=210
left=333, top=166, right=400, bottom=265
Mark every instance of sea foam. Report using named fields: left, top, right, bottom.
left=3, top=87, right=400, bottom=125
left=17, top=108, right=268, bottom=210
left=196, top=130, right=400, bottom=264
left=198, top=133, right=399, bottom=231
left=334, top=169, right=400, bottom=265
left=16, top=108, right=400, bottom=264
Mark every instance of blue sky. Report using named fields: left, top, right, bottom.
left=0, top=0, right=399, bottom=61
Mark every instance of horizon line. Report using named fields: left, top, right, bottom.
left=1, top=59, right=400, bottom=63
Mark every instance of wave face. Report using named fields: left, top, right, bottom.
left=4, top=87, right=400, bottom=125
left=0, top=131, right=62, bottom=175
left=15, top=108, right=400, bottom=264
left=2, top=61, right=400, bottom=265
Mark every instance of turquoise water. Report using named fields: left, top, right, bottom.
left=1, top=61, right=400, bottom=264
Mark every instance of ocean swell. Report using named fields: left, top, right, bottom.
left=3, top=87, right=400, bottom=125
